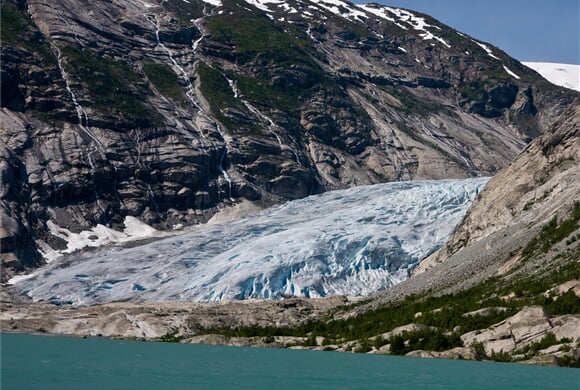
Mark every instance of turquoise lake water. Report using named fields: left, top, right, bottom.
left=1, top=333, right=578, bottom=389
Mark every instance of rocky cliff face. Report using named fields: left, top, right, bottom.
left=414, top=100, right=579, bottom=280
left=1, top=0, right=577, bottom=278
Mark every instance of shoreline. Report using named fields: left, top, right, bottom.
left=2, top=287, right=579, bottom=368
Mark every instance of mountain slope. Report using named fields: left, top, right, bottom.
left=1, top=0, right=577, bottom=278
left=386, top=99, right=579, bottom=298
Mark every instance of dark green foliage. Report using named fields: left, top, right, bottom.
left=544, top=290, right=580, bottom=315
left=558, top=355, right=580, bottom=368
left=490, top=350, right=512, bottom=362
left=197, top=63, right=241, bottom=112
left=373, top=336, right=386, bottom=350
left=459, top=81, right=487, bottom=102
left=482, top=67, right=511, bottom=80
left=354, top=338, right=373, bottom=353
left=471, top=341, right=486, bottom=358
left=61, top=46, right=161, bottom=127
left=160, top=0, right=203, bottom=23
left=143, top=63, right=189, bottom=107
left=302, top=335, right=317, bottom=347
left=389, top=335, right=406, bottom=355
left=205, top=6, right=319, bottom=67
left=202, top=206, right=580, bottom=358
left=159, top=329, right=183, bottom=343
left=196, top=61, right=252, bottom=134
left=511, top=332, right=580, bottom=365
left=235, top=74, right=303, bottom=116
left=321, top=337, right=336, bottom=346
left=522, top=202, right=580, bottom=260
left=387, top=329, right=462, bottom=355
left=204, top=5, right=325, bottom=119
left=514, top=333, right=559, bottom=358
left=384, top=86, right=448, bottom=116
left=207, top=254, right=579, bottom=353
left=1, top=0, right=56, bottom=65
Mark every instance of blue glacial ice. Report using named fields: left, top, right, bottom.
left=13, top=178, right=489, bottom=304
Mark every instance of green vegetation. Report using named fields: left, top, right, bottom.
left=159, top=329, right=184, bottom=343
left=383, top=86, right=449, bottom=116
left=1, top=0, right=56, bottom=65
left=236, top=73, right=304, bottom=115
left=388, top=329, right=462, bottom=355
left=168, top=197, right=580, bottom=367
left=489, top=350, right=512, bottom=362
left=61, top=46, right=161, bottom=127
left=205, top=6, right=319, bottom=66
left=160, top=0, right=203, bottom=23
left=513, top=333, right=559, bottom=359
left=459, top=81, right=487, bottom=102
left=196, top=61, right=253, bottom=134
left=143, top=63, right=189, bottom=107
left=197, top=62, right=241, bottom=112
left=203, top=5, right=326, bottom=118
left=521, top=202, right=580, bottom=260
left=482, top=67, right=511, bottom=81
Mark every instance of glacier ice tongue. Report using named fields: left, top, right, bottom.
left=14, top=178, right=489, bottom=304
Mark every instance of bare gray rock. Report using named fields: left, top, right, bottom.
left=461, top=307, right=580, bottom=356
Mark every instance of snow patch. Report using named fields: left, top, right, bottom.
left=358, top=4, right=450, bottom=47
left=200, top=0, right=222, bottom=6
left=44, top=217, right=160, bottom=259
left=503, top=65, right=520, bottom=80
left=310, top=0, right=366, bottom=19
left=242, top=0, right=285, bottom=12
left=472, top=40, right=500, bottom=60
left=522, top=62, right=580, bottom=91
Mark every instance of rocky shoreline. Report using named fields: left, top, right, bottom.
left=2, top=283, right=579, bottom=367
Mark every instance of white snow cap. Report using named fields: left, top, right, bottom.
left=523, top=62, right=580, bottom=91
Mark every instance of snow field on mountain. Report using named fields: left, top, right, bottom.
left=523, top=62, right=580, bottom=91
left=14, top=178, right=489, bottom=305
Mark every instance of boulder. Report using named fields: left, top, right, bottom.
left=461, top=306, right=552, bottom=355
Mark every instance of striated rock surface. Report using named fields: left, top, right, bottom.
left=1, top=0, right=577, bottom=277
left=360, top=100, right=580, bottom=304
left=415, top=102, right=579, bottom=278
left=461, top=307, right=552, bottom=355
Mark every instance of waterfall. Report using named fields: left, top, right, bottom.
left=51, top=42, right=107, bottom=217
left=145, top=9, right=235, bottom=203
left=224, top=75, right=301, bottom=163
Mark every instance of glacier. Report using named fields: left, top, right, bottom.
left=13, top=178, right=489, bottom=305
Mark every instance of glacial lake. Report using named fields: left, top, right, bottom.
left=2, top=333, right=578, bottom=389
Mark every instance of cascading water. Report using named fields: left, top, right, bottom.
left=51, top=43, right=107, bottom=217
left=224, top=75, right=302, bottom=163
left=144, top=9, right=235, bottom=203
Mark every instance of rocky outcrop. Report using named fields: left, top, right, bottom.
left=415, top=102, right=579, bottom=278
left=0, top=291, right=354, bottom=339
left=405, top=347, right=483, bottom=361
left=1, top=0, right=576, bottom=278
left=461, top=307, right=551, bottom=354
left=357, top=100, right=579, bottom=306
left=461, top=307, right=580, bottom=357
